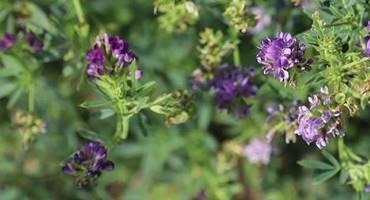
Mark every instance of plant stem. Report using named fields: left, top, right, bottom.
left=28, top=84, right=34, bottom=113
left=72, top=0, right=85, bottom=24
left=113, top=100, right=129, bottom=141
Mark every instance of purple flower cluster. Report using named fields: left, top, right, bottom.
left=0, top=31, right=44, bottom=53
left=243, top=138, right=272, bottom=165
left=295, top=87, right=344, bottom=149
left=0, top=33, right=16, bottom=51
left=62, top=142, right=114, bottom=186
left=86, top=34, right=137, bottom=78
left=190, top=190, right=206, bottom=200
left=365, top=184, right=370, bottom=193
left=209, top=65, right=257, bottom=119
left=257, top=32, right=309, bottom=82
left=364, top=21, right=370, bottom=57
left=26, top=31, right=44, bottom=53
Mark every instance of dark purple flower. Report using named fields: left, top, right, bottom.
left=190, top=190, right=206, bottom=200
left=365, top=37, right=370, bottom=57
left=26, top=31, right=44, bottom=53
left=62, top=142, right=114, bottom=186
left=257, top=32, right=308, bottom=82
left=86, top=45, right=105, bottom=66
left=0, top=32, right=16, bottom=51
left=209, top=65, right=257, bottom=119
left=86, top=34, right=137, bottom=79
left=295, top=87, right=344, bottom=149
left=243, top=138, right=272, bottom=165
left=365, top=21, right=370, bottom=33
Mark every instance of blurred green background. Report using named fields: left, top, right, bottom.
left=0, top=0, right=369, bottom=199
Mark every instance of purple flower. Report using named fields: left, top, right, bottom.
left=243, top=138, right=272, bottom=165
left=209, top=65, right=257, bottom=119
left=295, top=87, right=344, bottom=149
left=365, top=37, right=370, bottom=57
left=86, top=34, right=137, bottom=79
left=365, top=21, right=370, bottom=33
left=257, top=32, right=308, bottom=82
left=0, top=32, right=16, bottom=51
left=190, top=190, right=206, bottom=200
left=365, top=184, right=370, bottom=193
left=62, top=142, right=114, bottom=186
left=26, top=31, right=44, bottom=53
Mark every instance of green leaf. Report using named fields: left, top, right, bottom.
left=313, top=169, right=339, bottom=184
left=0, top=82, right=17, bottom=99
left=6, top=87, right=23, bottom=109
left=0, top=54, right=24, bottom=76
left=26, top=2, right=57, bottom=33
left=136, top=81, right=155, bottom=95
left=297, top=160, right=334, bottom=170
left=339, top=169, right=349, bottom=184
left=80, top=99, right=109, bottom=108
left=322, top=150, right=340, bottom=167
left=77, top=129, right=103, bottom=143
left=90, top=108, right=114, bottom=119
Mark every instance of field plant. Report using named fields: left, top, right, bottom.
left=0, top=0, right=369, bottom=199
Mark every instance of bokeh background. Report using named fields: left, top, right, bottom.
left=0, top=0, right=369, bottom=199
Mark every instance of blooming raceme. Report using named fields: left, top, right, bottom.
left=26, top=31, right=44, bottom=53
left=86, top=34, right=137, bottom=78
left=209, top=65, right=257, bottom=119
left=0, top=32, right=16, bottom=51
left=295, top=87, right=344, bottom=149
left=62, top=142, right=114, bottom=187
left=257, top=32, right=309, bottom=82
left=365, top=38, right=370, bottom=57
left=243, top=138, right=272, bottom=165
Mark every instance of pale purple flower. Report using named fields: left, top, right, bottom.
left=0, top=32, right=16, bottom=51
left=247, top=7, right=271, bottom=34
left=365, top=37, right=370, bottom=57
left=135, top=69, right=143, bottom=79
left=257, top=32, right=308, bottom=82
left=365, top=184, right=370, bottom=193
left=295, top=87, right=344, bottom=149
left=243, top=138, right=272, bottom=165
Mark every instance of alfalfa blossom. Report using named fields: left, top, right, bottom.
left=26, top=31, right=44, bottom=53
left=295, top=87, right=344, bottom=149
left=364, top=37, right=370, bottom=57
left=209, top=65, right=257, bottom=119
left=243, top=138, right=272, bottom=165
left=86, top=34, right=137, bottom=79
left=62, top=142, right=114, bottom=187
left=0, top=32, right=16, bottom=51
left=257, top=32, right=309, bottom=82
left=247, top=7, right=271, bottom=35
left=365, top=184, right=370, bottom=193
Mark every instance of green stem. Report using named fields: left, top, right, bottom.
left=72, top=0, right=85, bottom=24
left=113, top=101, right=129, bottom=141
left=233, top=45, right=241, bottom=66
left=28, top=84, right=34, bottom=113
left=230, top=28, right=241, bottom=66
